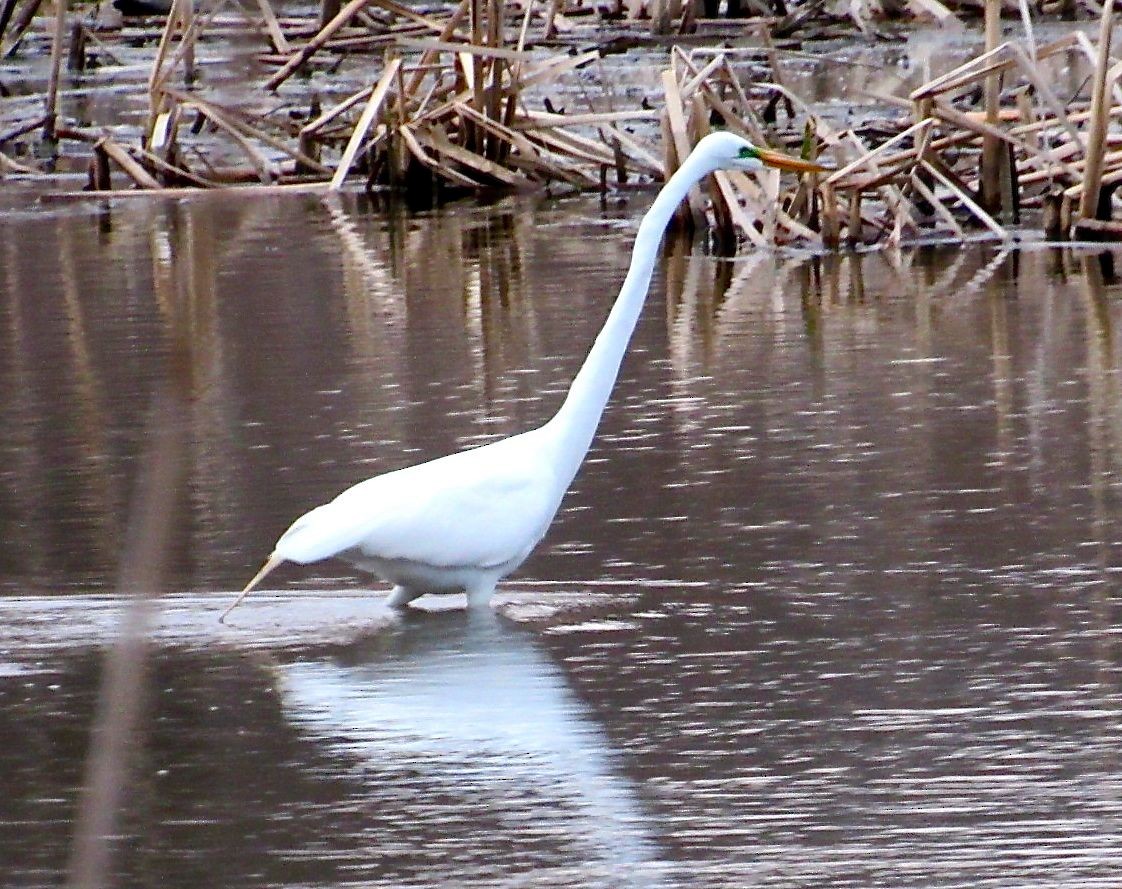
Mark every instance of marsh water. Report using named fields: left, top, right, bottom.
left=3, top=191, right=1122, bottom=887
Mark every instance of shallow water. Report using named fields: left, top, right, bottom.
left=3, top=192, right=1122, bottom=887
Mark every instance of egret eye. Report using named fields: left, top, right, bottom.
left=737, top=146, right=758, bottom=160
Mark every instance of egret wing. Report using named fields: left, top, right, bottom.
left=298, top=432, right=562, bottom=569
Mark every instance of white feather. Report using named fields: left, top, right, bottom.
left=222, top=132, right=819, bottom=619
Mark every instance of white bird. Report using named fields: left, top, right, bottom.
left=221, top=132, right=825, bottom=621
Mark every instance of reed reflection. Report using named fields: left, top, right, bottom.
left=1080, top=253, right=1122, bottom=561
left=6, top=198, right=1122, bottom=887
left=329, top=196, right=546, bottom=451
left=653, top=243, right=1122, bottom=584
left=277, top=607, right=666, bottom=884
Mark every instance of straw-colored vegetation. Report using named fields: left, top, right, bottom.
left=818, top=0, right=1122, bottom=246
left=0, top=0, right=1119, bottom=245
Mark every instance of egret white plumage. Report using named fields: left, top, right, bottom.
left=221, top=132, right=825, bottom=621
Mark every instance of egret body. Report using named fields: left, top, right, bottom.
left=222, top=132, right=824, bottom=620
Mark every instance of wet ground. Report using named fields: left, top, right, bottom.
left=3, top=191, right=1122, bottom=886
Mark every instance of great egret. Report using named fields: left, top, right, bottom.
left=222, top=131, right=825, bottom=621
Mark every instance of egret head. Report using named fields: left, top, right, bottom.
left=695, top=130, right=829, bottom=175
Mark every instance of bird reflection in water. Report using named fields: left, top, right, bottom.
left=275, top=606, right=669, bottom=885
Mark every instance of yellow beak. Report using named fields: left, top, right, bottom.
left=755, top=147, right=831, bottom=174
left=218, top=553, right=284, bottom=623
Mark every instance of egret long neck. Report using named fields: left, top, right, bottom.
left=544, top=153, right=713, bottom=486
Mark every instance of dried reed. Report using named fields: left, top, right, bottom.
left=6, top=0, right=1121, bottom=246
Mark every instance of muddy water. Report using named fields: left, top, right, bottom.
left=2, top=193, right=1122, bottom=887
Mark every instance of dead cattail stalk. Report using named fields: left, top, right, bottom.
left=1, top=113, right=49, bottom=144
left=847, top=190, right=862, bottom=244
left=1078, top=0, right=1116, bottom=222
left=921, top=158, right=1008, bottom=239
left=330, top=56, right=402, bottom=189
left=399, top=123, right=481, bottom=187
left=129, top=141, right=217, bottom=187
left=1073, top=30, right=1122, bottom=110
left=42, top=181, right=333, bottom=202
left=95, top=137, right=162, bottom=188
left=483, top=0, right=504, bottom=162
left=821, top=182, right=839, bottom=247
left=43, top=0, right=67, bottom=142
left=979, top=0, right=1002, bottom=212
left=266, top=0, right=371, bottom=91
left=165, top=87, right=333, bottom=175
left=542, top=0, right=563, bottom=40
left=66, top=20, right=85, bottom=72
left=252, top=0, right=290, bottom=54
left=661, top=68, right=706, bottom=230
left=2, top=0, right=44, bottom=57
left=302, top=83, right=377, bottom=138
left=90, top=141, right=111, bottom=190
left=910, top=170, right=966, bottom=237
left=405, top=0, right=469, bottom=93
left=0, top=0, right=18, bottom=43
left=193, top=106, right=277, bottom=181
left=910, top=35, right=1078, bottom=102
left=714, top=169, right=768, bottom=248
left=825, top=118, right=932, bottom=187
left=601, top=125, right=663, bottom=175
left=424, top=124, right=527, bottom=186
left=146, top=0, right=230, bottom=149
left=518, top=109, right=659, bottom=128
left=182, top=0, right=196, bottom=83
left=0, top=150, right=39, bottom=173
left=1042, top=187, right=1066, bottom=239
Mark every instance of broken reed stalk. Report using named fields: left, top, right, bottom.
left=404, top=0, right=468, bottom=93
left=0, top=149, right=40, bottom=173
left=302, top=83, right=375, bottom=139
left=196, top=106, right=277, bottom=181
left=265, top=0, right=370, bottom=90
left=182, top=0, right=196, bottom=83
left=979, top=0, right=1002, bottom=212
left=330, top=56, right=401, bottom=188
left=541, top=0, right=563, bottom=40
left=0, top=0, right=19, bottom=44
left=1, top=113, right=48, bottom=145
left=1078, top=0, right=1115, bottom=222
left=910, top=35, right=1077, bottom=102
left=661, top=67, right=706, bottom=229
left=253, top=0, right=290, bottom=53
left=97, top=136, right=162, bottom=188
left=43, top=0, right=67, bottom=142
left=163, top=87, right=333, bottom=175
left=2, top=0, right=43, bottom=57
left=146, top=0, right=232, bottom=158
left=14, top=0, right=1122, bottom=247
left=43, top=181, right=332, bottom=202
left=468, top=0, right=484, bottom=155
left=485, top=0, right=505, bottom=163
left=149, top=0, right=196, bottom=96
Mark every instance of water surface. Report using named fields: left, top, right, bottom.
left=2, top=193, right=1122, bottom=886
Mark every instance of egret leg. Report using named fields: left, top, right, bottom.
left=386, top=585, right=423, bottom=609
left=466, top=579, right=498, bottom=609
